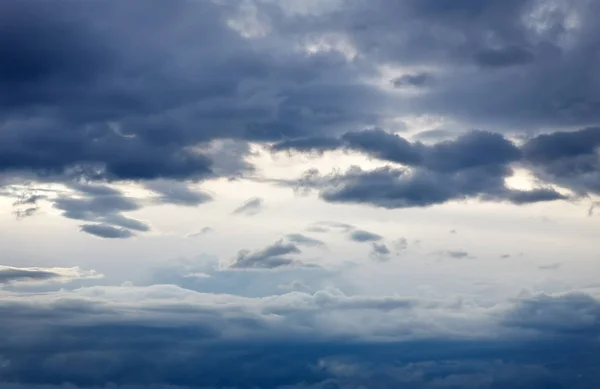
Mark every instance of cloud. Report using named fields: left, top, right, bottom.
left=146, top=180, right=213, bottom=206
left=275, top=129, right=571, bottom=208
left=278, top=280, right=312, bottom=293
left=0, top=0, right=598, bottom=218
left=0, top=266, right=101, bottom=285
left=349, top=230, right=383, bottom=242
left=444, top=250, right=473, bottom=259
left=232, top=197, right=264, bottom=216
left=369, top=243, right=391, bottom=261
left=393, top=238, right=408, bottom=252
left=185, top=227, right=213, bottom=238
left=286, top=233, right=326, bottom=248
left=307, top=221, right=356, bottom=233
left=391, top=72, right=434, bottom=88
left=230, top=240, right=305, bottom=269
left=292, top=165, right=566, bottom=209
left=80, top=224, right=135, bottom=239
left=0, top=286, right=598, bottom=388
left=51, top=183, right=149, bottom=238
left=522, top=127, right=600, bottom=195
left=474, top=46, right=535, bottom=68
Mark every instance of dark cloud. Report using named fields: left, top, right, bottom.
left=292, top=164, right=566, bottom=209
left=474, top=46, right=535, bottom=68
left=0, top=0, right=598, bottom=217
left=80, top=224, right=135, bottom=239
left=274, top=129, right=572, bottom=208
left=522, top=127, right=600, bottom=195
left=286, top=233, right=326, bottom=248
left=230, top=240, right=304, bottom=269
left=392, top=72, right=434, bottom=87
left=0, top=268, right=57, bottom=284
left=349, top=230, right=383, bottom=242
left=146, top=180, right=213, bottom=207
left=271, top=137, right=344, bottom=153
left=0, top=266, right=100, bottom=285
left=233, top=197, right=264, bottom=216
left=52, top=184, right=149, bottom=238
left=0, top=287, right=598, bottom=388
left=503, top=292, right=600, bottom=337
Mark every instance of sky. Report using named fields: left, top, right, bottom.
left=1, top=0, right=600, bottom=388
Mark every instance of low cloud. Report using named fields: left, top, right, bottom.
left=0, top=286, right=597, bottom=388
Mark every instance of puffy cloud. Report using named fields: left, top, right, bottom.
left=292, top=165, right=566, bottom=209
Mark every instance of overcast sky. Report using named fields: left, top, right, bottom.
left=1, top=0, right=600, bottom=388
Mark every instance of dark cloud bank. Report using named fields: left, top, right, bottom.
left=0, top=286, right=598, bottom=388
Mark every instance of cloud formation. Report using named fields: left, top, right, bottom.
left=0, top=266, right=101, bottom=285
left=233, top=197, right=264, bottom=216
left=230, top=240, right=307, bottom=269
left=0, top=286, right=597, bottom=388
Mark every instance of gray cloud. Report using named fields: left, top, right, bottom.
left=0, top=268, right=57, bottom=284
left=146, top=180, right=213, bottom=207
left=444, top=250, right=473, bottom=259
left=292, top=165, right=566, bottom=209
left=275, top=129, right=572, bottom=208
left=185, top=227, right=213, bottom=238
left=286, top=233, right=326, bottom=248
left=392, top=72, right=434, bottom=88
left=80, top=224, right=135, bottom=239
left=230, top=240, right=304, bottom=269
left=0, top=0, right=598, bottom=217
left=0, top=286, right=597, bottom=388
left=349, top=230, right=383, bottom=242
left=393, top=238, right=408, bottom=252
left=232, top=197, right=264, bottom=216
left=307, top=221, right=356, bottom=233
left=370, top=242, right=391, bottom=261
left=52, top=183, right=149, bottom=238
left=539, top=263, right=562, bottom=271
left=0, top=266, right=101, bottom=285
